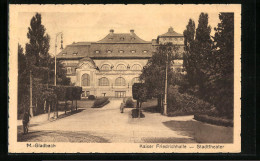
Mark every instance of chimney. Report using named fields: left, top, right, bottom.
left=130, top=29, right=134, bottom=34
left=168, top=27, right=174, bottom=32
left=110, top=29, right=114, bottom=35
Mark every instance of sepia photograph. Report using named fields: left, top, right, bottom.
left=8, top=4, right=241, bottom=153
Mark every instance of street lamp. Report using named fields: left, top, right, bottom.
left=163, top=51, right=168, bottom=116
left=54, top=32, right=63, bottom=86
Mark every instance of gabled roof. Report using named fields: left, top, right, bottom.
left=96, top=29, right=151, bottom=44
left=158, top=27, right=183, bottom=37
left=57, top=42, right=92, bottom=59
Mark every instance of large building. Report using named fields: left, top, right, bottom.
left=57, top=27, right=184, bottom=98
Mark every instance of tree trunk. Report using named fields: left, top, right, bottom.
left=76, top=100, right=77, bottom=111
left=44, top=100, right=46, bottom=113
left=65, top=100, right=67, bottom=114
left=56, top=100, right=59, bottom=118
left=139, top=102, right=142, bottom=119
left=48, top=102, right=50, bottom=120
left=71, top=100, right=73, bottom=112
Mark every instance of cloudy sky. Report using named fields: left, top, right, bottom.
left=13, top=4, right=238, bottom=56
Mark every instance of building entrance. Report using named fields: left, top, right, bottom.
left=115, top=91, right=126, bottom=98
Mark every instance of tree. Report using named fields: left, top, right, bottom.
left=25, top=13, right=50, bottom=67
left=209, top=13, right=234, bottom=118
left=18, top=13, right=71, bottom=117
left=183, top=19, right=196, bottom=86
left=18, top=44, right=29, bottom=116
left=183, top=13, right=213, bottom=97
left=140, top=43, right=180, bottom=113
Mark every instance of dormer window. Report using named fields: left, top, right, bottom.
left=62, top=52, right=67, bottom=55
left=131, top=50, right=136, bottom=53
left=143, top=50, right=148, bottom=53
left=119, top=50, right=124, bottom=53
left=109, top=38, right=113, bottom=40
left=120, top=37, right=125, bottom=41
left=95, top=50, right=100, bottom=54
left=107, top=50, right=112, bottom=54
left=73, top=52, right=78, bottom=55
left=131, top=37, right=135, bottom=40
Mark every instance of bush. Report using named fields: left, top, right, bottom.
left=125, top=98, right=134, bottom=108
left=88, top=95, right=95, bottom=100
left=131, top=109, right=145, bottom=118
left=194, top=114, right=233, bottom=127
left=167, top=85, right=216, bottom=116
left=92, top=97, right=109, bottom=108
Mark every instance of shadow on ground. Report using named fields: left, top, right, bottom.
left=17, top=130, right=109, bottom=143
left=163, top=120, right=196, bottom=142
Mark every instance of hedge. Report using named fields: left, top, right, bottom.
left=167, top=85, right=216, bottom=116
left=88, top=95, right=95, bottom=100
left=51, top=85, right=82, bottom=101
left=18, top=84, right=82, bottom=117
left=194, top=114, right=233, bottom=127
left=125, top=98, right=134, bottom=108
left=92, top=97, right=109, bottom=108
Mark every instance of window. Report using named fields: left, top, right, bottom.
left=67, top=67, right=72, bottom=74
left=73, top=52, right=78, bottom=55
left=131, top=64, right=142, bottom=71
left=116, top=64, right=127, bottom=70
left=81, top=74, right=90, bottom=86
left=101, top=64, right=110, bottom=71
left=143, top=50, right=148, bottom=53
left=95, top=50, right=100, bottom=54
left=131, top=50, right=136, bottom=53
left=99, top=77, right=109, bottom=86
left=132, top=77, right=140, bottom=85
left=115, top=77, right=126, bottom=86
left=62, top=52, right=67, bottom=55
left=119, top=50, right=124, bottom=53
left=120, top=37, right=125, bottom=41
left=107, top=50, right=112, bottom=53
left=131, top=37, right=135, bottom=40
left=109, top=38, right=113, bottom=40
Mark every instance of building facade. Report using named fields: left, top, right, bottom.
left=57, top=27, right=184, bottom=98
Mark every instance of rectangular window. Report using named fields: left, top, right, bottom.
left=95, top=50, right=100, bottom=54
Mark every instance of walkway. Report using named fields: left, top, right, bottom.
left=18, top=99, right=196, bottom=143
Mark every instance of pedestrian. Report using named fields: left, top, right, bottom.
left=22, top=108, right=31, bottom=134
left=120, top=102, right=124, bottom=113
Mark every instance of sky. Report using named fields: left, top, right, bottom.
left=15, top=5, right=232, bottom=56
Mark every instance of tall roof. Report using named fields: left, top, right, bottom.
left=57, top=29, right=153, bottom=59
left=96, top=29, right=151, bottom=44
left=158, top=27, right=183, bottom=37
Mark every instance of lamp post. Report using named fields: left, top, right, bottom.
left=54, top=32, right=63, bottom=86
left=163, top=51, right=168, bottom=116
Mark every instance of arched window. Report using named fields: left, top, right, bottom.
left=115, top=77, right=126, bottom=86
left=101, top=64, right=110, bottom=71
left=81, top=74, right=90, bottom=86
left=99, top=77, right=109, bottom=86
left=116, top=64, right=126, bottom=71
left=132, top=77, right=140, bottom=85
left=131, top=64, right=142, bottom=71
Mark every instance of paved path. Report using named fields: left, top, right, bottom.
left=18, top=99, right=196, bottom=143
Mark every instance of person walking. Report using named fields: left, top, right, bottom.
left=22, top=108, right=31, bottom=134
